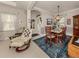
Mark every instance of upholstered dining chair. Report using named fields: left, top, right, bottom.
left=45, top=25, right=55, bottom=47
left=57, top=27, right=66, bottom=44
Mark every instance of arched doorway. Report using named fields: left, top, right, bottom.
left=31, top=10, right=42, bottom=37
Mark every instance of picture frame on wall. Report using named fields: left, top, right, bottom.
left=47, top=18, right=52, bottom=25
left=31, top=19, right=35, bottom=29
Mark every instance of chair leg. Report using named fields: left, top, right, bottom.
left=59, top=36, right=63, bottom=46
left=54, top=37, right=58, bottom=44
left=54, top=34, right=58, bottom=44
left=60, top=36, right=63, bottom=43
left=45, top=37, right=48, bottom=44
left=49, top=39, right=52, bottom=47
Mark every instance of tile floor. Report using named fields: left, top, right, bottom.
left=0, top=39, right=49, bottom=58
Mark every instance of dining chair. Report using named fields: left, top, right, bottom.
left=57, top=27, right=66, bottom=44
left=45, top=25, right=55, bottom=47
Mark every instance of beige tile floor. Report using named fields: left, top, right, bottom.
left=0, top=39, right=49, bottom=58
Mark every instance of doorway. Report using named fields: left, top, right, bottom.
left=31, top=10, right=42, bottom=37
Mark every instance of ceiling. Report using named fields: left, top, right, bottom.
left=1, top=1, right=79, bottom=14
left=35, top=1, right=79, bottom=14
left=15, top=1, right=29, bottom=10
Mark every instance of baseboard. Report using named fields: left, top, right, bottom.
left=32, top=34, right=46, bottom=40
left=32, top=33, right=73, bottom=40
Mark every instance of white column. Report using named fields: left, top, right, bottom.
left=27, top=9, right=31, bottom=28
left=27, top=9, right=32, bottom=38
left=26, top=1, right=36, bottom=38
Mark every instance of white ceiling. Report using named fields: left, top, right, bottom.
left=0, top=1, right=29, bottom=10
left=1, top=1, right=79, bottom=14
left=14, top=1, right=29, bottom=10
left=35, top=1, right=79, bottom=14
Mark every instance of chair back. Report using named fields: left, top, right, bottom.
left=62, top=27, right=66, bottom=35
left=45, top=26, right=52, bottom=37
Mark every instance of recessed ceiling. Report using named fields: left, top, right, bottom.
left=14, top=1, right=29, bottom=10
left=35, top=1, right=79, bottom=14
left=15, top=1, right=79, bottom=14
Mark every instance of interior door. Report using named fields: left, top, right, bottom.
left=73, top=15, right=79, bottom=36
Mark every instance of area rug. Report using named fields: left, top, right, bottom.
left=34, top=35, right=71, bottom=58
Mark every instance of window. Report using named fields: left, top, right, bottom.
left=1, top=13, right=16, bottom=31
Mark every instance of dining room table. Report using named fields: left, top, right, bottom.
left=51, top=29, right=63, bottom=34
left=51, top=28, right=63, bottom=44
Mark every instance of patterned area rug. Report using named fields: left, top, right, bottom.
left=34, top=35, right=71, bottom=58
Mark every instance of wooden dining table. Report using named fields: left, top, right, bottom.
left=51, top=29, right=63, bottom=34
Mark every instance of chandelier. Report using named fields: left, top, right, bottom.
left=55, top=5, right=61, bottom=21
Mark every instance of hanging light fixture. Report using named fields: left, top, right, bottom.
left=55, top=5, right=61, bottom=21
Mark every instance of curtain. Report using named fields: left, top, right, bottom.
left=1, top=13, right=16, bottom=31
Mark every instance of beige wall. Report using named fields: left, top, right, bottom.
left=61, top=8, right=79, bottom=36
left=0, top=3, right=27, bottom=40
left=32, top=7, right=53, bottom=35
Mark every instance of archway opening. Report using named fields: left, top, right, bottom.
left=31, top=10, right=42, bottom=37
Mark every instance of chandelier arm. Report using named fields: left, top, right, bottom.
left=58, top=5, right=60, bottom=16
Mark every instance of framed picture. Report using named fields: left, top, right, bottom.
left=31, top=19, right=35, bottom=29
left=47, top=18, right=52, bottom=25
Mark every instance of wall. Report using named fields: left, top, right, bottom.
left=61, top=8, right=79, bottom=36
left=0, top=3, right=27, bottom=40
left=31, top=10, right=41, bottom=34
left=33, top=7, right=53, bottom=35
left=33, top=7, right=79, bottom=36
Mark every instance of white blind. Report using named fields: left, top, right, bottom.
left=1, top=13, right=16, bottom=31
